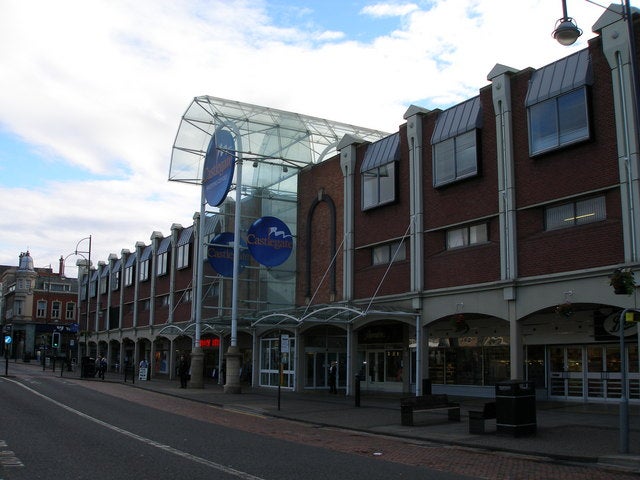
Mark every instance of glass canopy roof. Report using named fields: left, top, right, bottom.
left=169, top=95, right=389, bottom=191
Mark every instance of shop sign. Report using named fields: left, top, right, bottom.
left=247, top=216, right=293, bottom=267
left=595, top=310, right=637, bottom=341
left=203, top=128, right=235, bottom=207
left=207, top=232, right=250, bottom=277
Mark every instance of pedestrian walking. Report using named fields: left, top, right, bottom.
left=178, top=355, right=190, bottom=388
left=329, top=361, right=337, bottom=394
left=99, top=356, right=107, bottom=380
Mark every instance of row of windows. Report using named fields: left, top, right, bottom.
left=370, top=195, right=606, bottom=265
left=362, top=86, right=590, bottom=209
left=87, top=243, right=191, bottom=296
left=36, top=300, right=75, bottom=320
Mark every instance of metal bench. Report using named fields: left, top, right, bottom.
left=468, top=401, right=496, bottom=434
left=400, top=394, right=461, bottom=426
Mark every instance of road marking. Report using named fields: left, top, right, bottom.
left=1, top=377, right=265, bottom=480
left=0, top=449, right=24, bottom=467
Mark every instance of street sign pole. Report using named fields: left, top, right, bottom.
left=4, top=335, right=11, bottom=376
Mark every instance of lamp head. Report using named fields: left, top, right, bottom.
left=553, top=17, right=582, bottom=46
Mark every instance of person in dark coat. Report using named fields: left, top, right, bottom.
left=178, top=355, right=190, bottom=388
left=329, top=361, right=337, bottom=394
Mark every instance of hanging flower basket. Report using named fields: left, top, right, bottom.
left=555, top=302, right=574, bottom=317
left=609, top=268, right=636, bottom=295
left=452, top=314, right=468, bottom=332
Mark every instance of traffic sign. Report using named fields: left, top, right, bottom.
left=4, top=335, right=11, bottom=344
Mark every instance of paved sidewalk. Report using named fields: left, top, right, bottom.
left=106, top=372, right=640, bottom=471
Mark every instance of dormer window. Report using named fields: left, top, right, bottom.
left=432, top=96, right=481, bottom=187
left=526, top=50, right=592, bottom=156
left=361, top=133, right=400, bottom=210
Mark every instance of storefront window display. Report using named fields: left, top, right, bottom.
left=154, top=350, right=169, bottom=374
left=429, top=336, right=510, bottom=386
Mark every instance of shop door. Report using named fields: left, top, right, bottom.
left=304, top=351, right=346, bottom=389
left=549, top=346, right=584, bottom=399
left=305, top=351, right=326, bottom=388
left=366, top=351, right=385, bottom=385
left=586, top=345, right=606, bottom=399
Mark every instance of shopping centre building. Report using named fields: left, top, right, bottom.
left=78, top=6, right=639, bottom=403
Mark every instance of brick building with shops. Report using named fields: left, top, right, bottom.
left=0, top=252, right=78, bottom=362
left=79, top=6, right=639, bottom=403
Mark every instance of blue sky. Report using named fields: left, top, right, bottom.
left=0, top=0, right=614, bottom=274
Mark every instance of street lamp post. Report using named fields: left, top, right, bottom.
left=552, top=1, right=639, bottom=454
left=71, top=236, right=92, bottom=367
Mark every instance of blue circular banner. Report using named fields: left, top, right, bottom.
left=203, top=128, right=235, bottom=207
left=247, top=216, right=293, bottom=267
left=207, top=232, right=249, bottom=277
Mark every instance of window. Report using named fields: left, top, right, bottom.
left=181, top=289, right=193, bottom=303
left=446, top=223, right=488, bottom=249
left=433, top=130, right=479, bottom=186
left=157, top=251, right=168, bottom=276
left=37, top=300, right=46, bottom=318
left=125, top=266, right=134, bottom=286
left=112, top=271, right=120, bottom=291
left=66, top=302, right=75, bottom=320
left=99, top=276, right=108, bottom=294
left=52, top=301, right=61, bottom=319
left=161, top=295, right=170, bottom=307
left=431, top=97, right=481, bottom=187
left=545, top=196, right=605, bottom=230
left=177, top=244, right=190, bottom=269
left=372, top=241, right=406, bottom=266
left=139, top=259, right=150, bottom=282
left=362, top=162, right=396, bottom=209
left=361, top=133, right=400, bottom=210
left=15, top=299, right=23, bottom=316
left=529, top=88, right=589, bottom=155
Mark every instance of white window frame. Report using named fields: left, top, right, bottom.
left=125, top=266, right=134, bottom=286
left=139, top=259, right=150, bottom=282
left=51, top=301, right=61, bottom=319
left=157, top=251, right=168, bottom=276
left=66, top=302, right=75, bottom=320
left=37, top=300, right=47, bottom=318
left=177, top=244, right=190, bottom=269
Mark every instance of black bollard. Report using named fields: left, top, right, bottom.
left=355, top=374, right=361, bottom=407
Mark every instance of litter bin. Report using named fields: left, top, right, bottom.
left=81, top=356, right=96, bottom=378
left=422, top=378, right=432, bottom=395
left=495, top=380, right=536, bottom=436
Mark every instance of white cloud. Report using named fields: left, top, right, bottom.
left=0, top=0, right=606, bottom=272
left=361, top=3, right=420, bottom=18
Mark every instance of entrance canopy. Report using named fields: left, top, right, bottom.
left=169, top=95, right=389, bottom=191
left=251, top=303, right=417, bottom=328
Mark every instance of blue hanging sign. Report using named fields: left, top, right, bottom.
left=247, top=216, right=293, bottom=267
left=207, top=232, right=250, bottom=277
left=203, top=128, right=235, bottom=207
